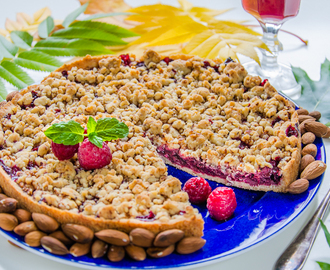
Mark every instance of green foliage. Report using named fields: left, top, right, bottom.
left=0, top=36, right=18, bottom=59
left=0, top=61, right=34, bottom=89
left=317, top=220, right=330, bottom=270
left=38, top=16, right=55, bottom=38
left=0, top=79, right=7, bottom=101
left=62, top=3, right=88, bottom=28
left=10, top=31, right=33, bottom=50
left=317, top=261, right=330, bottom=270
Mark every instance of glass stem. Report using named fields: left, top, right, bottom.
left=259, top=22, right=282, bottom=75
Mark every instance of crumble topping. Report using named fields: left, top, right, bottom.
left=0, top=50, right=299, bottom=220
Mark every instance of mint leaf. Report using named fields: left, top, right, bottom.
left=0, top=61, right=34, bottom=89
left=87, top=117, right=96, bottom=135
left=0, top=79, right=7, bottom=102
left=0, top=36, right=18, bottom=59
left=10, top=31, right=33, bottom=50
left=38, top=16, right=55, bottom=38
left=44, top=120, right=84, bottom=145
left=95, top=118, right=129, bottom=141
left=88, top=132, right=103, bottom=148
left=317, top=262, right=330, bottom=270
left=293, top=59, right=330, bottom=124
left=62, top=3, right=88, bottom=28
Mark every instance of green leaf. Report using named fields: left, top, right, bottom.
left=34, top=38, right=113, bottom=56
left=51, top=28, right=127, bottom=46
left=38, top=16, right=55, bottom=38
left=320, top=219, right=330, bottom=247
left=44, top=120, right=84, bottom=145
left=88, top=132, right=103, bottom=148
left=0, top=61, right=34, bottom=89
left=95, top=118, right=129, bottom=141
left=87, top=117, right=97, bottom=135
left=10, top=31, right=33, bottom=50
left=83, top=12, right=132, bottom=21
left=317, top=262, right=330, bottom=270
left=293, top=59, right=330, bottom=124
left=0, top=36, right=18, bottom=59
left=62, top=3, right=88, bottom=28
left=70, top=21, right=138, bottom=38
left=0, top=79, right=7, bottom=102
left=14, top=51, right=62, bottom=72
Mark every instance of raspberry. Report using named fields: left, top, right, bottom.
left=78, top=139, right=112, bottom=170
left=51, top=142, right=79, bottom=161
left=183, top=177, right=212, bottom=204
left=207, top=187, right=237, bottom=221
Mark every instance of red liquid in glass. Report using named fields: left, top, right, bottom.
left=242, top=0, right=301, bottom=23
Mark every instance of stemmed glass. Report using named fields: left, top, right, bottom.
left=241, top=0, right=302, bottom=98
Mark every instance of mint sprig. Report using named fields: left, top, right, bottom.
left=44, top=117, right=129, bottom=148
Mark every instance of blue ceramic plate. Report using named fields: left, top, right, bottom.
left=0, top=137, right=326, bottom=269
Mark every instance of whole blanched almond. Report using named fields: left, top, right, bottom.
left=95, top=229, right=129, bottom=246
left=0, top=213, right=18, bottom=231
left=41, top=236, right=69, bottom=255
left=125, top=244, right=146, bottom=261
left=176, top=237, right=206, bottom=254
left=13, top=209, right=32, bottom=223
left=24, top=231, right=47, bottom=247
left=0, top=198, right=17, bottom=213
left=147, top=245, right=175, bottom=258
left=301, top=132, right=316, bottom=145
left=153, top=229, right=184, bottom=247
left=288, top=179, right=309, bottom=194
left=32, top=213, right=59, bottom=233
left=309, top=111, right=321, bottom=120
left=301, top=160, right=327, bottom=180
left=298, top=115, right=314, bottom=124
left=107, top=245, right=125, bottom=262
left=92, top=239, right=108, bottom=258
left=49, top=231, right=73, bottom=246
left=130, top=228, right=155, bottom=247
left=70, top=242, right=91, bottom=257
left=6, top=91, right=19, bottom=102
left=14, top=221, right=38, bottom=236
left=300, top=154, right=315, bottom=172
left=62, top=224, right=94, bottom=243
left=301, top=144, right=317, bottom=157
left=296, top=108, right=309, bottom=115
left=305, top=121, right=328, bottom=137
left=0, top=194, right=8, bottom=201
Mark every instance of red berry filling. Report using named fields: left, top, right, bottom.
left=260, top=79, right=268, bottom=86
left=286, top=125, right=298, bottom=137
left=163, top=57, right=173, bottom=65
left=183, top=177, right=212, bottom=204
left=120, top=54, right=131, bottom=66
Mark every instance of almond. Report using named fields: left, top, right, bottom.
left=62, top=224, right=94, bottom=243
left=176, top=237, right=206, bottom=254
left=0, top=213, right=18, bottom=231
left=301, top=144, right=317, bottom=157
left=300, top=154, right=315, bottom=172
left=309, top=111, right=321, bottom=121
left=95, top=229, right=129, bottom=246
left=153, top=229, right=184, bottom=247
left=130, top=228, right=155, bottom=247
left=0, top=101, right=6, bottom=109
left=125, top=244, right=146, bottom=261
left=32, top=213, right=59, bottom=233
left=40, top=236, right=69, bottom=255
left=14, top=221, right=38, bottom=236
left=0, top=194, right=7, bottom=201
left=296, top=108, right=309, bottom=115
left=24, top=231, right=47, bottom=247
left=325, top=127, right=330, bottom=138
left=91, top=239, right=108, bottom=258
left=13, top=209, right=31, bottom=223
left=301, top=160, right=327, bottom=180
left=6, top=91, right=19, bottom=102
left=0, top=198, right=17, bottom=213
left=49, top=231, right=73, bottom=246
left=147, top=245, right=175, bottom=258
left=300, top=119, right=315, bottom=135
left=301, top=132, right=316, bottom=145
left=298, top=115, right=314, bottom=124
left=107, top=245, right=125, bottom=262
left=288, top=179, right=309, bottom=194
left=70, top=242, right=91, bottom=257
left=305, top=121, right=328, bottom=137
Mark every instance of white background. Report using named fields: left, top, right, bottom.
left=0, top=1, right=330, bottom=270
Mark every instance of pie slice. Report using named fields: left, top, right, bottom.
left=0, top=50, right=300, bottom=237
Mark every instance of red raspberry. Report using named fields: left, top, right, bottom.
left=78, top=139, right=112, bottom=170
left=207, top=187, right=237, bottom=221
left=51, top=142, right=79, bottom=161
left=183, top=177, right=212, bottom=204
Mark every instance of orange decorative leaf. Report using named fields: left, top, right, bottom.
left=78, top=0, right=131, bottom=14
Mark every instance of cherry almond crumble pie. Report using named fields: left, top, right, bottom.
left=0, top=50, right=300, bottom=237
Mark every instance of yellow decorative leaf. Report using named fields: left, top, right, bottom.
left=16, top=13, right=33, bottom=28
left=178, top=0, right=193, bottom=11
left=130, top=25, right=174, bottom=45
left=5, top=19, right=22, bottom=32
left=218, top=47, right=237, bottom=61
left=0, top=29, right=8, bottom=37
left=33, top=7, right=51, bottom=24
left=79, top=0, right=131, bottom=14
left=210, top=20, right=261, bottom=36
left=183, top=30, right=213, bottom=54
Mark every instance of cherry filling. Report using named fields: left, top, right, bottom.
left=0, top=159, right=20, bottom=181
left=233, top=138, right=250, bottom=150
left=163, top=57, right=173, bottom=65
left=224, top=57, right=234, bottom=64
left=272, top=116, right=282, bottom=126
left=120, top=54, right=131, bottom=66
left=260, top=79, right=268, bottom=86
left=136, top=61, right=146, bottom=68
left=157, top=145, right=282, bottom=186
left=61, top=70, right=68, bottom=78
left=136, top=211, right=155, bottom=221
left=286, top=125, right=298, bottom=137
left=21, top=91, right=39, bottom=110
left=203, top=61, right=220, bottom=73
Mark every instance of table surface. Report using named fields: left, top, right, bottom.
left=0, top=1, right=330, bottom=269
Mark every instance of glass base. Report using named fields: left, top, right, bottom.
left=243, top=62, right=301, bottom=100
